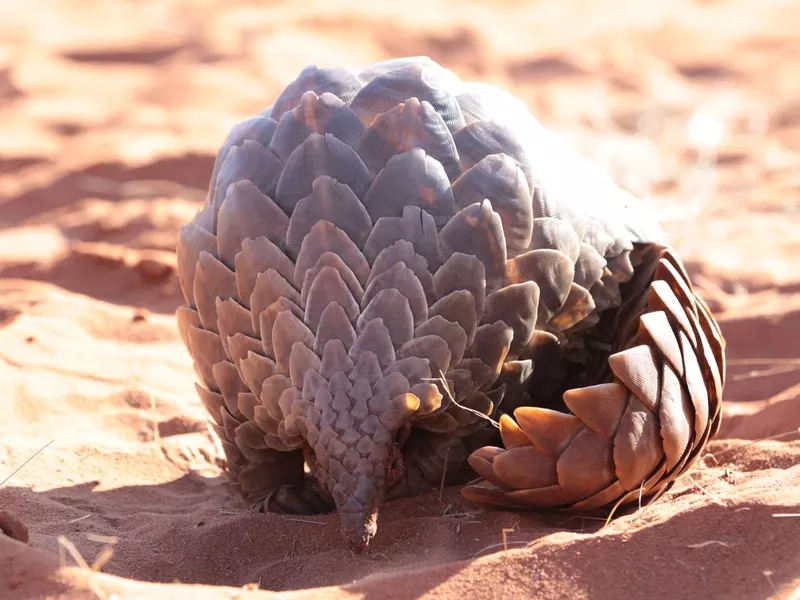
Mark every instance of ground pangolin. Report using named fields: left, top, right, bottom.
left=176, top=56, right=725, bottom=549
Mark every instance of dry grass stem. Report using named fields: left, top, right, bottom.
left=285, top=517, right=325, bottom=525
left=68, top=514, right=92, bottom=524
left=151, top=394, right=160, bottom=445
left=502, top=526, right=516, bottom=552
left=688, top=475, right=726, bottom=506
left=58, top=536, right=113, bottom=599
left=438, top=446, right=451, bottom=504
left=686, top=540, right=735, bottom=548
left=472, top=540, right=529, bottom=559
left=0, top=439, right=54, bottom=487
left=423, top=371, right=500, bottom=429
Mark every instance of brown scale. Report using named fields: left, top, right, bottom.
left=176, top=56, right=725, bottom=550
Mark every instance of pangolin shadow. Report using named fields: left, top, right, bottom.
left=3, top=477, right=798, bottom=598
left=0, top=475, right=592, bottom=591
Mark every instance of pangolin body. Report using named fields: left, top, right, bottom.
left=176, top=56, right=725, bottom=548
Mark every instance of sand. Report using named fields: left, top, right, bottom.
left=1, top=0, right=799, bottom=598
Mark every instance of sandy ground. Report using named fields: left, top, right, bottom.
left=1, top=0, right=799, bottom=598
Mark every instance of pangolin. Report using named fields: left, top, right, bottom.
left=176, top=56, right=725, bottom=549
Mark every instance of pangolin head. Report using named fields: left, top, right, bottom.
left=298, top=337, right=428, bottom=549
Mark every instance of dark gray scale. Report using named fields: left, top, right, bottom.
left=315, top=303, right=357, bottom=355
left=452, top=120, right=535, bottom=198
left=606, top=251, right=635, bottom=283
left=398, top=336, right=452, bottom=379
left=439, top=200, right=507, bottom=295
left=293, top=221, right=370, bottom=287
left=361, top=149, right=456, bottom=226
left=175, top=306, right=201, bottom=354
left=530, top=218, right=581, bottom=263
left=451, top=153, right=533, bottom=258
left=433, top=253, right=486, bottom=319
left=506, top=249, right=575, bottom=326
left=549, top=284, right=596, bottom=332
left=211, top=140, right=283, bottom=231
left=269, top=91, right=365, bottom=161
left=348, top=320, right=396, bottom=370
left=226, top=334, right=264, bottom=374
left=194, top=383, right=225, bottom=426
left=363, top=206, right=441, bottom=270
left=573, top=243, right=607, bottom=291
left=349, top=62, right=466, bottom=133
left=355, top=98, right=461, bottom=181
left=177, top=217, right=217, bottom=308
left=429, top=291, right=478, bottom=347
left=187, top=326, right=228, bottom=392
left=258, top=298, right=303, bottom=359
left=208, top=116, right=279, bottom=202
left=285, top=176, right=372, bottom=256
left=234, top=237, right=295, bottom=309
left=482, top=282, right=541, bottom=355
left=589, top=270, right=622, bottom=314
left=303, top=266, right=360, bottom=331
left=216, top=181, right=289, bottom=269
left=300, top=252, right=365, bottom=309
left=217, top=298, right=257, bottom=348
left=250, top=269, right=301, bottom=337
left=270, top=65, right=364, bottom=122
left=193, top=251, right=238, bottom=334
left=367, top=240, right=436, bottom=304
left=531, top=185, right=564, bottom=221
left=275, top=133, right=373, bottom=215
left=455, top=91, right=488, bottom=126
left=465, top=322, right=514, bottom=390
left=414, top=315, right=468, bottom=366
left=358, top=289, right=415, bottom=348
left=581, top=220, right=616, bottom=257
left=356, top=56, right=438, bottom=83
left=362, top=262, right=428, bottom=326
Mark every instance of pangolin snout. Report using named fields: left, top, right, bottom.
left=320, top=448, right=386, bottom=549
left=338, top=504, right=379, bottom=550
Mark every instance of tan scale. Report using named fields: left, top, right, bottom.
left=176, top=56, right=726, bottom=549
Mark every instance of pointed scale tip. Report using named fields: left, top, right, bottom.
left=513, top=406, right=583, bottom=458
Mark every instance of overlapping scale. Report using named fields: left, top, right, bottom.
left=452, top=120, right=534, bottom=197
left=216, top=181, right=289, bottom=268
left=362, top=149, right=456, bottom=224
left=363, top=206, right=441, bottom=269
left=506, top=248, right=574, bottom=325
left=270, top=66, right=364, bottom=121
left=463, top=244, right=724, bottom=513
left=285, top=176, right=372, bottom=255
left=356, top=98, right=461, bottom=180
left=367, top=240, right=435, bottom=304
left=176, top=57, right=724, bottom=549
left=349, top=62, right=465, bottom=133
left=440, top=200, right=506, bottom=293
left=210, top=140, right=283, bottom=230
left=275, top=133, right=372, bottom=215
left=451, top=154, right=533, bottom=257
left=177, top=216, right=216, bottom=307
left=270, top=91, right=365, bottom=160
left=207, top=116, right=278, bottom=204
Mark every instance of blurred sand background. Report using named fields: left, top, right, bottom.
left=0, top=0, right=799, bottom=598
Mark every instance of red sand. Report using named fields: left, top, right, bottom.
left=1, top=1, right=799, bottom=598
